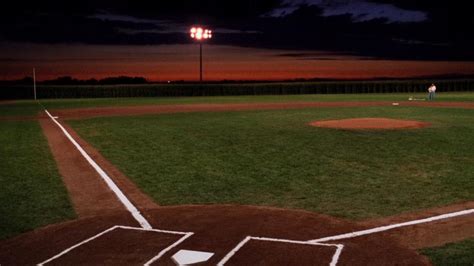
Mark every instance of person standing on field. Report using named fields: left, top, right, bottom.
left=428, top=83, right=436, bottom=100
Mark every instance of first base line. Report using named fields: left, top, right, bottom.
left=309, top=208, right=474, bottom=243
left=45, top=109, right=152, bottom=229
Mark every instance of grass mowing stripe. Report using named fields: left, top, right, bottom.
left=69, top=106, right=474, bottom=220
left=0, top=121, right=75, bottom=240
left=421, top=238, right=474, bottom=265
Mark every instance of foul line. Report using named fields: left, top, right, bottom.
left=217, top=236, right=344, bottom=266
left=38, top=225, right=193, bottom=265
left=309, top=208, right=474, bottom=243
left=44, top=110, right=152, bottom=229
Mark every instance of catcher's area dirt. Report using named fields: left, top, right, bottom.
left=309, top=118, right=431, bottom=130
left=2, top=101, right=474, bottom=265
left=0, top=206, right=432, bottom=265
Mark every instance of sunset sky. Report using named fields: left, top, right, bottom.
left=1, top=1, right=473, bottom=81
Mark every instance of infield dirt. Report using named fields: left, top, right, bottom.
left=309, top=118, right=431, bottom=130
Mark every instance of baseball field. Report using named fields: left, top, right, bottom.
left=1, top=92, right=473, bottom=265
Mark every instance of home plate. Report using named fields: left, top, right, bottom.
left=172, top=249, right=214, bottom=265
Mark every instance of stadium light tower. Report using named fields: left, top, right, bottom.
left=190, top=26, right=212, bottom=82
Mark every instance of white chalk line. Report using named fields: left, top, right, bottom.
left=116, top=225, right=193, bottom=235
left=218, top=207, right=474, bottom=265
left=330, top=244, right=344, bottom=266
left=38, top=225, right=120, bottom=265
left=217, top=236, right=251, bottom=266
left=144, top=233, right=194, bottom=266
left=309, top=208, right=474, bottom=243
left=38, top=225, right=193, bottom=265
left=217, top=236, right=344, bottom=266
left=45, top=109, right=152, bottom=229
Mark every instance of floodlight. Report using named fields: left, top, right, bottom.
left=189, top=26, right=213, bottom=82
left=190, top=27, right=212, bottom=40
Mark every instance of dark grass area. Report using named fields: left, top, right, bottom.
left=0, top=101, right=42, bottom=117
left=0, top=121, right=75, bottom=240
left=69, top=106, right=474, bottom=220
left=421, top=238, right=474, bottom=265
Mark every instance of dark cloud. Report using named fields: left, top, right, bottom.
left=266, top=0, right=428, bottom=23
left=0, top=0, right=473, bottom=60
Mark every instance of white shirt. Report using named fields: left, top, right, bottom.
left=429, top=85, right=436, bottom=92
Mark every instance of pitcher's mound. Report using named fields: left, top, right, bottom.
left=309, top=118, right=430, bottom=130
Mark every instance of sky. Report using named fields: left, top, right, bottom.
left=1, top=0, right=473, bottom=81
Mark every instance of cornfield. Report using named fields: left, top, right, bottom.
left=1, top=80, right=473, bottom=99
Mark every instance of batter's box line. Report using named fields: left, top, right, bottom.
left=218, top=208, right=474, bottom=266
left=37, top=225, right=194, bottom=266
left=217, top=236, right=344, bottom=266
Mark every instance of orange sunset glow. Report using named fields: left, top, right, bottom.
left=2, top=43, right=474, bottom=82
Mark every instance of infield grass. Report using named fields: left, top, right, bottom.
left=69, top=106, right=474, bottom=220
left=421, top=238, right=474, bottom=265
left=0, top=121, right=75, bottom=239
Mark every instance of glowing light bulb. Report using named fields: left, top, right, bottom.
left=190, top=26, right=212, bottom=40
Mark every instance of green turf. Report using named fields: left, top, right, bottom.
left=36, top=92, right=474, bottom=109
left=0, top=121, right=75, bottom=240
left=1, top=92, right=473, bottom=117
left=421, top=238, right=474, bottom=265
left=0, top=100, right=42, bottom=117
left=69, top=106, right=474, bottom=220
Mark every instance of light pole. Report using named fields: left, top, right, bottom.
left=33, top=68, right=37, bottom=100
left=190, top=26, right=212, bottom=82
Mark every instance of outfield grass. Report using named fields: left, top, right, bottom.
left=1, top=92, right=473, bottom=117
left=36, top=92, right=474, bottom=109
left=0, top=121, right=75, bottom=239
left=69, top=106, right=474, bottom=220
left=421, top=238, right=474, bottom=265
left=0, top=101, right=43, bottom=117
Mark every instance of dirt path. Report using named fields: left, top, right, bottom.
left=0, top=100, right=18, bottom=105
left=50, top=101, right=474, bottom=119
left=40, top=117, right=158, bottom=218
left=40, top=118, right=125, bottom=217
left=309, top=118, right=431, bottom=130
